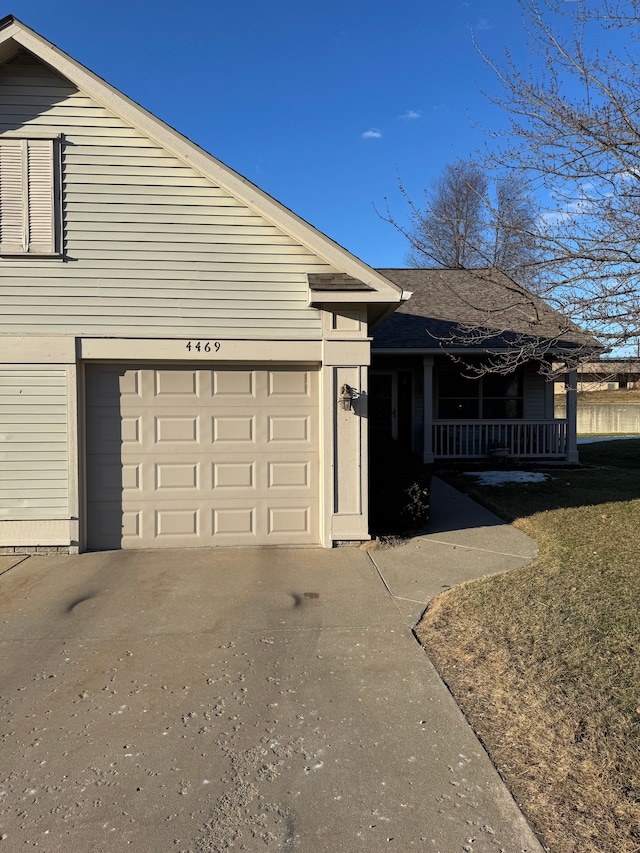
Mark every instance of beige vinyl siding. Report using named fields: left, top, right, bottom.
left=0, top=367, right=68, bottom=519
left=0, top=54, right=335, bottom=337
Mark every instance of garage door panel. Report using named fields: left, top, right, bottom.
left=124, top=459, right=207, bottom=500
left=86, top=367, right=141, bottom=407
left=212, top=460, right=255, bottom=490
left=268, top=459, right=312, bottom=489
left=133, top=411, right=211, bottom=449
left=155, top=507, right=201, bottom=538
left=122, top=462, right=142, bottom=492
left=264, top=498, right=319, bottom=542
left=122, top=416, right=142, bottom=446
left=212, top=369, right=256, bottom=398
left=154, top=414, right=200, bottom=444
left=212, top=506, right=256, bottom=536
left=267, top=369, right=311, bottom=398
left=153, top=368, right=200, bottom=398
left=86, top=365, right=319, bottom=549
left=267, top=414, right=311, bottom=444
left=85, top=411, right=141, bottom=450
left=154, top=461, right=200, bottom=491
left=212, top=415, right=255, bottom=444
left=87, top=503, right=143, bottom=550
left=123, top=508, right=142, bottom=540
left=268, top=505, right=310, bottom=535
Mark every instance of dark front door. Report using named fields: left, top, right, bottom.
left=369, top=373, right=395, bottom=442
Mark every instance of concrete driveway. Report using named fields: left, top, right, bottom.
left=0, top=543, right=542, bottom=852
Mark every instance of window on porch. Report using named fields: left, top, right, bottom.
left=437, top=370, right=523, bottom=419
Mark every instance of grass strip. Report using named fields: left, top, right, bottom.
left=417, top=440, right=640, bottom=853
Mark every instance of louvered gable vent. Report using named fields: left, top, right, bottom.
left=0, top=138, right=55, bottom=254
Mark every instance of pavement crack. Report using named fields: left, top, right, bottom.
left=366, top=550, right=394, bottom=599
left=0, top=555, right=30, bottom=576
left=366, top=550, right=428, bottom=612
left=424, top=537, right=536, bottom=560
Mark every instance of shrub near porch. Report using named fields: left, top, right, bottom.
left=369, top=438, right=432, bottom=534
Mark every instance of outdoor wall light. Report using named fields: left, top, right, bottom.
left=339, top=383, right=356, bottom=411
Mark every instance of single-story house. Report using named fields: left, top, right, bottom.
left=0, top=18, right=594, bottom=555
left=369, top=268, right=598, bottom=464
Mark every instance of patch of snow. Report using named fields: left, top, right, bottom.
left=464, top=471, right=548, bottom=486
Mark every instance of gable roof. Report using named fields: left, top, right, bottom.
left=372, top=268, right=600, bottom=354
left=0, top=15, right=405, bottom=308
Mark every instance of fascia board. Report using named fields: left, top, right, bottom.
left=0, top=19, right=403, bottom=304
left=310, top=291, right=411, bottom=305
left=372, top=348, right=450, bottom=355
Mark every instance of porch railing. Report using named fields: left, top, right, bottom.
left=432, top=419, right=568, bottom=459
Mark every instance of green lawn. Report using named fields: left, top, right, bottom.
left=418, top=439, right=640, bottom=853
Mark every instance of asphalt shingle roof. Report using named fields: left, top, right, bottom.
left=372, top=268, right=597, bottom=351
left=308, top=273, right=373, bottom=291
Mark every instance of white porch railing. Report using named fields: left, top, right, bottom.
left=432, top=420, right=568, bottom=459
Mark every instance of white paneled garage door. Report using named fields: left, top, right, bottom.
left=85, top=365, right=319, bottom=549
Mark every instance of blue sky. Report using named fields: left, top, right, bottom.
left=5, top=0, right=531, bottom=266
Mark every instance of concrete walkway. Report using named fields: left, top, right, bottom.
left=0, top=481, right=542, bottom=852
left=369, top=476, right=539, bottom=625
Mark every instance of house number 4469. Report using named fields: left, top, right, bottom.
left=186, top=341, right=221, bottom=353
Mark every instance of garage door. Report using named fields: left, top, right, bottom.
left=85, top=365, right=319, bottom=549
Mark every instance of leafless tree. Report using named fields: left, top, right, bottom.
left=382, top=159, right=595, bottom=378
left=381, top=0, right=640, bottom=375
left=491, top=175, right=541, bottom=291
left=406, top=158, right=488, bottom=269
left=403, top=160, right=540, bottom=285
left=479, top=0, right=640, bottom=356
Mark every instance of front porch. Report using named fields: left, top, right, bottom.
left=369, top=355, right=579, bottom=464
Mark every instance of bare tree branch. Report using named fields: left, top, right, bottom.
left=475, top=0, right=640, bottom=356
left=381, top=2, right=640, bottom=376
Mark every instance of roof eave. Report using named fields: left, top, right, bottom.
left=372, top=343, right=589, bottom=355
